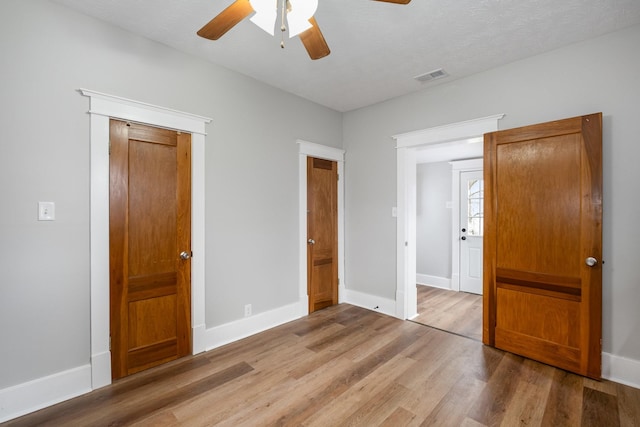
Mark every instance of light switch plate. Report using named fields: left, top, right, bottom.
left=38, top=202, right=55, bottom=221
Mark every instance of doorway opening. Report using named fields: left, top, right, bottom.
left=393, top=115, right=504, bottom=331
left=412, top=158, right=483, bottom=340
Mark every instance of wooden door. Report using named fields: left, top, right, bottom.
left=307, top=157, right=338, bottom=313
left=483, top=113, right=602, bottom=379
left=110, top=120, right=192, bottom=379
left=459, top=170, right=484, bottom=295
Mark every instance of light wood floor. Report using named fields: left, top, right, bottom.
left=413, top=285, right=483, bottom=341
left=5, top=304, right=639, bottom=426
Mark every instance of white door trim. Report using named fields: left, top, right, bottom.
left=450, top=159, right=483, bottom=292
left=393, top=115, right=503, bottom=320
left=80, top=89, right=212, bottom=389
left=297, top=140, right=345, bottom=315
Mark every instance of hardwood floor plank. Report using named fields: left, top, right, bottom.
left=217, top=355, right=357, bottom=426
left=380, top=406, right=418, bottom=426
left=467, top=353, right=524, bottom=426
left=418, top=373, right=486, bottom=426
left=582, top=386, right=620, bottom=427
left=617, top=381, right=640, bottom=427
left=3, top=356, right=213, bottom=427
left=400, top=341, right=482, bottom=422
left=130, top=411, right=180, bottom=426
left=305, top=312, right=378, bottom=353
left=339, top=382, right=412, bottom=426
left=267, top=330, right=421, bottom=426
left=341, top=317, right=427, bottom=363
left=414, top=285, right=482, bottom=341
left=288, top=322, right=378, bottom=379
left=460, top=417, right=487, bottom=427
left=500, top=359, right=555, bottom=426
left=303, top=355, right=416, bottom=426
left=96, top=361, right=254, bottom=426
left=172, top=364, right=297, bottom=425
left=541, top=369, right=585, bottom=426
left=462, top=344, right=505, bottom=383
left=583, top=376, right=619, bottom=396
left=173, top=334, right=320, bottom=425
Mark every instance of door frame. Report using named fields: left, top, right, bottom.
left=81, top=89, right=212, bottom=389
left=394, top=115, right=503, bottom=320
left=450, top=159, right=484, bottom=293
left=298, top=140, right=345, bottom=315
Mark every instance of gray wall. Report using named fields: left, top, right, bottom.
left=416, top=162, right=452, bottom=279
left=0, top=0, right=342, bottom=389
left=344, top=24, right=640, bottom=361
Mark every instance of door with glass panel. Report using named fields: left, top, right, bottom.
left=460, top=170, right=483, bottom=294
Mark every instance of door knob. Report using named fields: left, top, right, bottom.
left=461, top=228, right=466, bottom=232
left=461, top=236, right=467, bottom=241
left=180, top=251, right=191, bottom=260
left=308, top=239, right=315, bottom=245
left=585, top=256, right=598, bottom=267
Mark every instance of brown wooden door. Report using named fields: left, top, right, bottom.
left=109, top=120, right=192, bottom=379
left=483, top=113, right=602, bottom=379
left=307, top=157, right=338, bottom=313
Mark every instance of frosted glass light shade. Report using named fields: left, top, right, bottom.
left=287, top=0, right=318, bottom=37
left=249, top=0, right=278, bottom=35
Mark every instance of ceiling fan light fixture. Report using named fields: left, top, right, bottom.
left=249, top=0, right=278, bottom=35
left=287, top=0, right=318, bottom=37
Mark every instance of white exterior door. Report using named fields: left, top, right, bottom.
left=459, top=170, right=483, bottom=294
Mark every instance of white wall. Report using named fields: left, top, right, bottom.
left=416, top=162, right=452, bottom=281
left=0, top=0, right=342, bottom=393
left=344, top=24, right=640, bottom=369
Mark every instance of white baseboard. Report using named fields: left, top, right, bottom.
left=344, top=289, right=396, bottom=318
left=602, top=352, right=640, bottom=389
left=0, top=365, right=92, bottom=423
left=204, top=301, right=304, bottom=351
left=416, top=274, right=451, bottom=290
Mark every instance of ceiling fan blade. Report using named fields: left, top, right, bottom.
left=373, top=0, right=411, bottom=4
left=299, top=17, right=330, bottom=60
left=197, top=0, right=254, bottom=40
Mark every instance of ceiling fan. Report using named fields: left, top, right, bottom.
left=197, top=0, right=412, bottom=60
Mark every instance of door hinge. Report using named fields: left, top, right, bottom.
left=108, top=140, right=111, bottom=155
left=337, top=174, right=339, bottom=181
left=109, top=335, right=112, bottom=351
left=337, top=278, right=340, bottom=285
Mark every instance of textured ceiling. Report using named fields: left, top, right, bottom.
left=52, top=0, right=640, bottom=112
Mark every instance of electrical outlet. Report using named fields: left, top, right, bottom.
left=244, top=304, right=252, bottom=317
left=38, top=201, right=55, bottom=221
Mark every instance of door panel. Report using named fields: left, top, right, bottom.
left=307, top=157, right=338, bottom=313
left=484, top=113, right=602, bottom=379
left=460, top=170, right=483, bottom=294
left=110, top=120, right=192, bottom=379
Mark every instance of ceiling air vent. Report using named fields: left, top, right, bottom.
left=414, top=68, right=448, bottom=83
